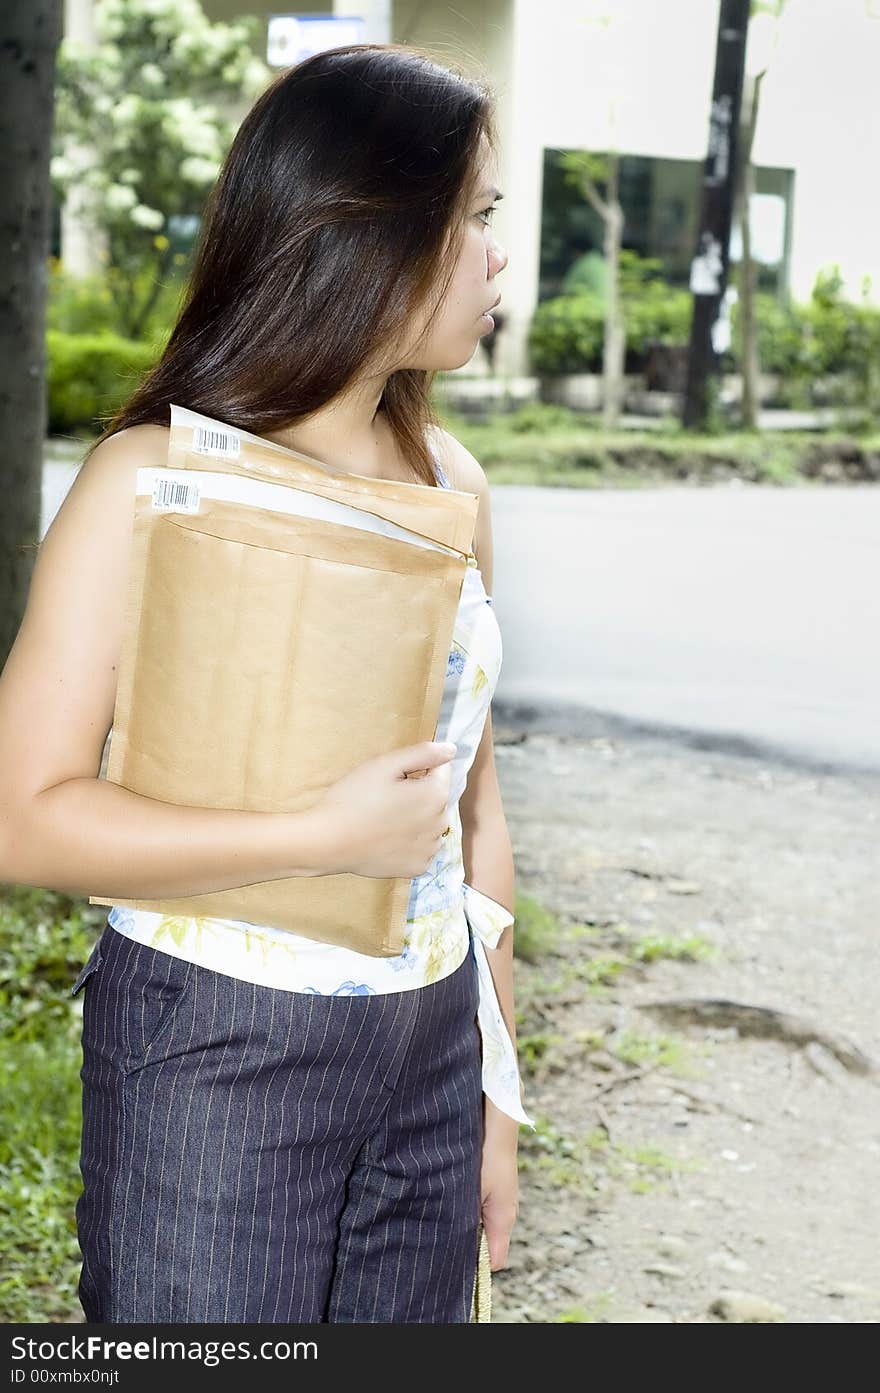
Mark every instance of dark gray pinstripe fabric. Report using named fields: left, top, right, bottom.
left=71, top=924, right=483, bottom=1323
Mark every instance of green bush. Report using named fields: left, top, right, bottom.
left=529, top=250, right=692, bottom=374
left=505, top=401, right=586, bottom=434
left=528, top=291, right=606, bottom=374
left=45, top=259, right=184, bottom=433
left=0, top=885, right=104, bottom=1321
left=48, top=257, right=187, bottom=346
left=47, top=262, right=120, bottom=337
left=531, top=255, right=880, bottom=417
left=47, top=329, right=159, bottom=434
left=560, top=249, right=608, bottom=298
left=729, top=273, right=880, bottom=412
left=0, top=886, right=96, bottom=1042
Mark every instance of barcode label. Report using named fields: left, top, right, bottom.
left=151, top=475, right=201, bottom=513
left=192, top=425, right=241, bottom=459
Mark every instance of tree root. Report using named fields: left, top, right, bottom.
left=637, top=996, right=878, bottom=1075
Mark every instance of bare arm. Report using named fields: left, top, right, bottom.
left=1, top=779, right=328, bottom=900
left=441, top=429, right=522, bottom=1141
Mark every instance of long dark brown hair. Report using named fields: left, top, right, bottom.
left=83, top=42, right=498, bottom=485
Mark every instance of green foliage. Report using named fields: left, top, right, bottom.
left=516, top=1030, right=565, bottom=1074
left=732, top=267, right=880, bottom=414
left=511, top=892, right=563, bottom=964
left=445, top=412, right=880, bottom=487
left=554, top=1293, right=613, bottom=1322
left=529, top=250, right=692, bottom=374
left=51, top=0, right=271, bottom=338
left=0, top=887, right=97, bottom=1042
left=532, top=250, right=880, bottom=420
left=571, top=952, right=630, bottom=992
left=631, top=931, right=715, bottom=963
left=46, top=329, right=159, bottom=434
left=0, top=886, right=104, bottom=1321
left=518, top=1116, right=605, bottom=1193
left=561, top=249, right=608, bottom=298
left=608, top=1027, right=698, bottom=1075
left=0, top=1037, right=84, bottom=1321
left=505, top=401, right=586, bottom=434
left=558, top=148, right=613, bottom=197
left=528, top=291, right=606, bottom=374
left=48, top=256, right=186, bottom=345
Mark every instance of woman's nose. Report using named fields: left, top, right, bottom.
left=488, top=240, right=508, bottom=277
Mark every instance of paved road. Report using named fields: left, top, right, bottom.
left=42, top=447, right=879, bottom=776
left=488, top=482, right=880, bottom=776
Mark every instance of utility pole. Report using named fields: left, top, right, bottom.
left=682, top=0, right=750, bottom=430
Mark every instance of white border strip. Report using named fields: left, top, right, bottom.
left=137, top=467, right=458, bottom=557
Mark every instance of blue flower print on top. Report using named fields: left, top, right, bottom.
left=301, top=980, right=376, bottom=996
left=446, top=641, right=466, bottom=678
left=107, top=906, right=136, bottom=933
left=389, top=942, right=419, bottom=972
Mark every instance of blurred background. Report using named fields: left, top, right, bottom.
left=1, top=0, right=878, bottom=1324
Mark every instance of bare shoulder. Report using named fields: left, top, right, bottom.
left=429, top=425, right=489, bottom=499
left=0, top=423, right=172, bottom=805
left=430, top=426, right=495, bottom=591
left=58, top=422, right=171, bottom=548
left=78, top=422, right=170, bottom=484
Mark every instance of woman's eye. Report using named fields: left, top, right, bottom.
left=477, top=205, right=497, bottom=226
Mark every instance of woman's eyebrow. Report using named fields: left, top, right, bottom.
left=475, top=187, right=504, bottom=201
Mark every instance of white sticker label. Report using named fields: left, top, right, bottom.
left=192, top=425, right=241, bottom=460
left=151, top=475, right=201, bottom=513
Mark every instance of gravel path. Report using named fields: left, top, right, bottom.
left=490, top=716, right=880, bottom=1323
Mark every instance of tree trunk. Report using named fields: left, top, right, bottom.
left=602, top=152, right=626, bottom=431
left=0, top=0, right=64, bottom=667
left=737, top=71, right=763, bottom=430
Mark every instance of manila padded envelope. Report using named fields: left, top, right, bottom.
left=89, top=404, right=480, bottom=957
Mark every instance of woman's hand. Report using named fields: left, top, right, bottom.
left=307, top=739, right=456, bottom=879
left=479, top=1104, right=520, bottom=1271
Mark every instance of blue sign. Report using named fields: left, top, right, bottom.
left=267, top=14, right=367, bottom=68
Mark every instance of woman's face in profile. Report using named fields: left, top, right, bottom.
left=403, top=140, right=508, bottom=372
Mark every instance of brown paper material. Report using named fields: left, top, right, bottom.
left=89, top=405, right=480, bottom=956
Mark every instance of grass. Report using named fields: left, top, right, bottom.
left=0, top=884, right=103, bottom=1322
left=630, top=931, right=715, bottom=963
left=0, top=1037, right=84, bottom=1320
left=554, top=1292, right=614, bottom=1322
left=512, top=896, right=717, bottom=1012
left=433, top=400, right=880, bottom=488
left=606, top=1026, right=699, bottom=1074
left=518, top=1114, right=703, bottom=1197
left=510, top=890, right=563, bottom=963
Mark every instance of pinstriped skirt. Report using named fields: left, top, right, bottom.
left=71, top=923, right=484, bottom=1323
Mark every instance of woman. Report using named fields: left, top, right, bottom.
left=0, top=42, right=530, bottom=1323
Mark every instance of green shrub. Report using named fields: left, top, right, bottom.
left=530, top=255, right=880, bottom=417
left=529, top=262, right=691, bottom=375
left=0, top=1035, right=84, bottom=1321
left=528, top=291, right=606, bottom=374
left=0, top=885, right=104, bottom=1321
left=506, top=401, right=585, bottom=433
left=48, top=257, right=187, bottom=345
left=0, top=886, right=98, bottom=1042
left=46, top=329, right=159, bottom=434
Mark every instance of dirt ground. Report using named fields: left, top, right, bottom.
left=488, top=712, right=880, bottom=1324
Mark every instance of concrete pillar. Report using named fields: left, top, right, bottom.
left=490, top=0, right=541, bottom=380
left=59, top=0, right=108, bottom=278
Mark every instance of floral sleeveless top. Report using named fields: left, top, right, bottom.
left=104, top=440, right=534, bottom=1128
